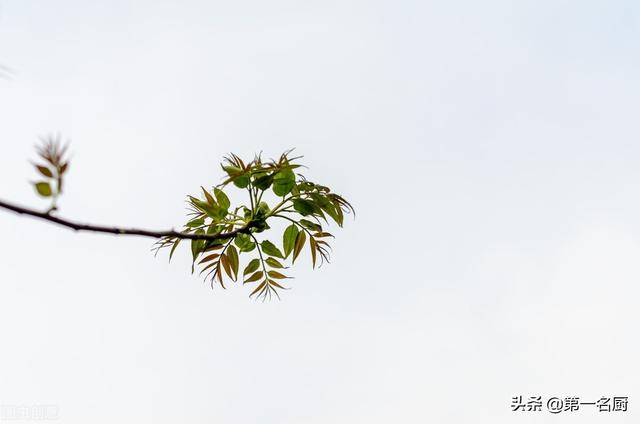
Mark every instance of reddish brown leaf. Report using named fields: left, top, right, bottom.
left=244, top=271, right=264, bottom=284
left=249, top=280, right=267, bottom=297
left=198, top=253, right=220, bottom=264
left=292, top=231, right=306, bottom=264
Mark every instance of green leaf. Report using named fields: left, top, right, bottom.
left=169, top=239, right=181, bottom=262
left=282, top=224, right=299, bottom=258
left=222, top=165, right=242, bottom=176
left=310, top=193, right=331, bottom=207
left=34, top=182, right=52, bottom=197
left=292, top=198, right=317, bottom=216
left=233, top=174, right=250, bottom=188
left=234, top=233, right=256, bottom=252
left=190, top=196, right=224, bottom=220
left=330, top=198, right=345, bottom=225
left=35, top=165, right=53, bottom=178
left=272, top=168, right=295, bottom=196
left=191, top=232, right=206, bottom=271
left=241, top=241, right=256, bottom=252
left=201, top=186, right=217, bottom=207
left=214, top=187, right=230, bottom=210
left=243, top=258, right=260, bottom=276
left=319, top=201, right=341, bottom=225
left=245, top=271, right=264, bottom=284
left=261, top=240, right=284, bottom=258
left=265, top=257, right=285, bottom=268
left=292, top=231, right=306, bottom=263
left=299, top=219, right=322, bottom=232
left=253, top=173, right=274, bottom=190
left=267, top=270, right=290, bottom=279
left=257, top=201, right=270, bottom=216
left=186, top=217, right=205, bottom=228
left=226, top=245, right=239, bottom=280
left=206, top=224, right=223, bottom=235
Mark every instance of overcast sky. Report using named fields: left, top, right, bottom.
left=1, top=1, right=639, bottom=422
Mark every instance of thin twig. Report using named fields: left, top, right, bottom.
left=0, top=198, right=252, bottom=241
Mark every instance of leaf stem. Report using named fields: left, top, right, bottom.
left=248, top=232, right=272, bottom=300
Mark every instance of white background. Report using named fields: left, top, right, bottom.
left=0, top=1, right=639, bottom=422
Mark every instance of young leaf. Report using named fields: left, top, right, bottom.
left=226, top=245, right=239, bottom=280
left=299, top=219, right=322, bottom=232
left=268, top=279, right=287, bottom=290
left=241, top=241, right=255, bottom=253
left=204, top=243, right=225, bottom=252
left=261, top=240, right=284, bottom=258
left=214, top=187, right=230, bottom=210
left=243, top=258, right=260, bottom=276
left=35, top=165, right=53, bottom=178
left=222, top=165, right=242, bottom=176
left=233, top=174, right=250, bottom=188
left=220, top=253, right=233, bottom=280
left=292, top=231, right=306, bottom=263
left=235, top=233, right=256, bottom=252
left=190, top=196, right=223, bottom=219
left=34, top=182, right=52, bottom=197
left=201, top=186, right=217, bottom=207
left=319, top=201, right=341, bottom=225
left=249, top=280, right=267, bottom=297
left=267, top=270, right=290, bottom=279
left=215, top=262, right=224, bottom=287
left=169, top=238, right=181, bottom=262
left=198, top=253, right=220, bottom=264
left=191, top=234, right=205, bottom=272
left=265, top=257, right=285, bottom=268
left=191, top=239, right=202, bottom=262
left=310, top=237, right=318, bottom=269
left=206, top=224, right=222, bottom=235
left=282, top=224, right=299, bottom=258
left=292, top=198, right=316, bottom=216
left=253, top=173, right=274, bottom=190
left=245, top=271, right=264, bottom=284
left=272, top=168, right=295, bottom=196
left=331, top=199, right=344, bottom=226
left=186, top=217, right=205, bottom=228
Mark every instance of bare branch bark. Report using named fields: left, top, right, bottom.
left=0, top=198, right=252, bottom=241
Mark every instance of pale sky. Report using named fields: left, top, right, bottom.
left=1, top=1, right=639, bottom=422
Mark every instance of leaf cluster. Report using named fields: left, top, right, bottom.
left=32, top=135, right=70, bottom=212
left=155, top=150, right=354, bottom=300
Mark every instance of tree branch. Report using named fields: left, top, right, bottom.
left=0, top=198, right=252, bottom=241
